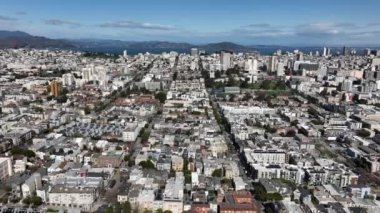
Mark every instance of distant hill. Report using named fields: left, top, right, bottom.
left=71, top=39, right=258, bottom=54
left=0, top=30, right=73, bottom=49
left=1, top=30, right=333, bottom=54
left=197, top=42, right=254, bottom=53
left=0, top=30, right=31, bottom=38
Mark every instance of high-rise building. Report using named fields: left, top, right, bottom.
left=297, top=52, right=304, bottom=61
left=323, top=47, right=327, bottom=57
left=123, top=50, right=127, bottom=58
left=245, top=59, right=258, bottom=75
left=0, top=157, right=12, bottom=181
left=62, top=73, right=75, bottom=86
left=343, top=46, right=350, bottom=56
left=221, top=51, right=231, bottom=71
left=268, top=55, right=278, bottom=72
left=191, top=48, right=198, bottom=57
left=341, top=79, right=353, bottom=92
left=50, top=80, right=62, bottom=97
left=277, top=62, right=285, bottom=76
left=252, top=59, right=258, bottom=75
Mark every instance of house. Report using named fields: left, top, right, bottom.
left=93, top=150, right=123, bottom=168
left=219, top=191, right=259, bottom=213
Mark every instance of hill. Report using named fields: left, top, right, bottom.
left=0, top=30, right=73, bottom=49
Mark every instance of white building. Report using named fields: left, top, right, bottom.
left=163, top=173, right=184, bottom=213
left=0, top=157, right=13, bottom=181
left=191, top=172, right=199, bottom=187
left=48, top=186, right=97, bottom=211
left=21, top=173, right=42, bottom=198
left=277, top=62, right=285, bottom=76
left=244, top=149, right=288, bottom=164
left=220, top=51, right=231, bottom=71
left=14, top=157, right=27, bottom=173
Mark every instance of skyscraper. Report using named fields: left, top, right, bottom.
left=323, top=47, right=327, bottom=57
left=268, top=55, right=278, bottom=73
left=191, top=48, right=198, bottom=57
left=277, top=62, right=285, bottom=76
left=245, top=59, right=258, bottom=75
left=62, top=73, right=74, bottom=86
left=341, top=79, right=353, bottom=91
left=50, top=80, right=62, bottom=97
left=221, top=51, right=231, bottom=71
left=343, top=46, right=350, bottom=56
left=123, top=50, right=127, bottom=58
left=297, top=53, right=304, bottom=61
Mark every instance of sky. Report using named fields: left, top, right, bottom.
left=1, top=0, right=380, bottom=46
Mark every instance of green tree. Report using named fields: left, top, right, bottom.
left=290, top=120, right=299, bottom=126
left=84, top=106, right=91, bottom=115
left=266, top=193, right=283, bottom=201
left=139, top=160, right=155, bottom=169
left=155, top=92, right=167, bottom=104
left=11, top=147, right=36, bottom=158
left=114, top=202, right=121, bottom=213
left=106, top=206, right=114, bottom=213
left=22, top=196, right=31, bottom=205
left=212, top=168, right=223, bottom=177
left=122, top=201, right=132, bottom=213
left=356, top=129, right=371, bottom=138
left=31, top=195, right=43, bottom=206
left=124, top=155, right=130, bottom=162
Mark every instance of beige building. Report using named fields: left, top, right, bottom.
left=171, top=155, right=184, bottom=171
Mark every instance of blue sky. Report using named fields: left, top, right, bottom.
left=1, top=0, right=380, bottom=45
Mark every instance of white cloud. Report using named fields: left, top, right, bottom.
left=99, top=21, right=176, bottom=31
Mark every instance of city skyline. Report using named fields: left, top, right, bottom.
left=1, top=0, right=380, bottom=46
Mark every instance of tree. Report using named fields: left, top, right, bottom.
left=289, top=156, right=297, bottom=165
left=212, top=168, right=223, bottom=177
left=105, top=206, right=114, bottom=213
left=31, top=195, right=42, bottom=206
left=124, top=155, right=130, bottom=162
left=266, top=193, right=283, bottom=201
left=139, top=160, right=155, bottom=169
left=290, top=120, right=299, bottom=126
left=84, top=106, right=91, bottom=115
left=356, top=129, right=371, bottom=138
left=11, top=147, right=36, bottom=158
left=286, top=130, right=296, bottom=137
left=155, top=92, right=167, bottom=104
left=0, top=196, right=8, bottom=204
left=22, top=196, right=31, bottom=205
left=116, top=146, right=123, bottom=150
left=34, top=107, right=44, bottom=113
left=122, top=201, right=132, bottom=213
left=303, top=170, right=311, bottom=184
left=114, top=202, right=121, bottom=213
left=163, top=211, right=173, bottom=213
